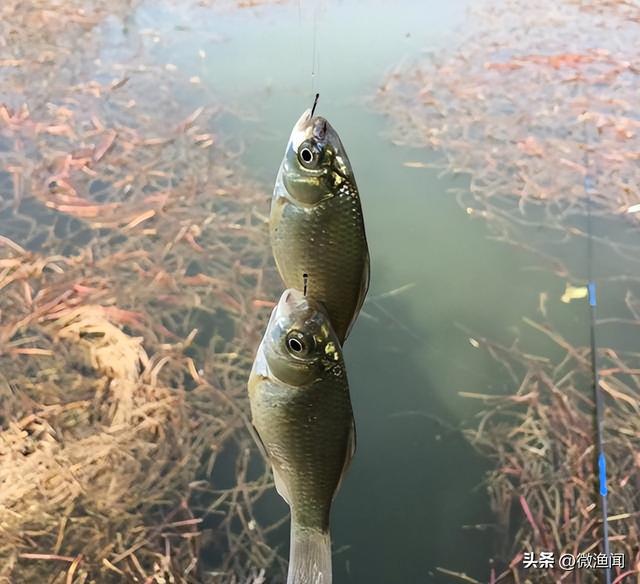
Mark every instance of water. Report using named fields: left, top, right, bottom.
left=136, top=1, right=562, bottom=580
left=3, top=0, right=635, bottom=582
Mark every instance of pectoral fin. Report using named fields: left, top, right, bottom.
left=272, top=465, right=292, bottom=506
left=250, top=423, right=291, bottom=506
left=334, top=417, right=356, bottom=498
left=249, top=423, right=268, bottom=460
left=344, top=250, right=370, bottom=341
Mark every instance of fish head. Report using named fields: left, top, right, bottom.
left=262, top=288, right=344, bottom=387
left=281, top=109, right=354, bottom=205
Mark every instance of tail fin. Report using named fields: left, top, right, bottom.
left=286, top=523, right=332, bottom=584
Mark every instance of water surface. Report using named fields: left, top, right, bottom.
left=112, top=1, right=607, bottom=580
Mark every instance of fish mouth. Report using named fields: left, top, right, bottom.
left=289, top=109, right=313, bottom=150
left=275, top=288, right=308, bottom=318
left=296, top=108, right=313, bottom=130
left=275, top=288, right=333, bottom=327
left=290, top=109, right=329, bottom=149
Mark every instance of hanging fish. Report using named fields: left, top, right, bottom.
left=270, top=104, right=370, bottom=344
left=248, top=288, right=355, bottom=584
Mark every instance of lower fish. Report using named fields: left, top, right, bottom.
left=248, top=288, right=355, bottom=584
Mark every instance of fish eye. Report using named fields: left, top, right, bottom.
left=300, top=148, right=313, bottom=164
left=285, top=330, right=315, bottom=357
left=287, top=337, right=304, bottom=353
left=297, top=141, right=320, bottom=169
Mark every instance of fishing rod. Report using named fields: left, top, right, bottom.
left=582, top=120, right=612, bottom=584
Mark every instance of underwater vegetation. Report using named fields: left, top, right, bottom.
left=377, top=0, right=640, bottom=581
left=0, top=1, right=290, bottom=582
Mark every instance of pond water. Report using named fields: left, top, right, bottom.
left=134, top=1, right=575, bottom=581
left=4, top=0, right=634, bottom=582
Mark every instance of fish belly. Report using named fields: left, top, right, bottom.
left=249, top=377, right=353, bottom=531
left=270, top=182, right=368, bottom=343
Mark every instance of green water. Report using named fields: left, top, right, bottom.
left=132, top=2, right=554, bottom=581
left=113, top=0, right=610, bottom=581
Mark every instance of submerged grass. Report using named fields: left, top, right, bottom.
left=377, top=0, right=640, bottom=581
left=376, top=0, right=640, bottom=273
left=0, top=1, right=286, bottom=582
left=462, top=322, right=640, bottom=582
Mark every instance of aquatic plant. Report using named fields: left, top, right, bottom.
left=376, top=0, right=640, bottom=270
left=377, top=0, right=640, bottom=581
left=461, top=321, right=640, bottom=583
left=0, top=1, right=286, bottom=582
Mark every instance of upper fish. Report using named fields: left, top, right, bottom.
left=270, top=109, right=370, bottom=344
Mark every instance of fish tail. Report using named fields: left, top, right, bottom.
left=286, top=522, right=332, bottom=584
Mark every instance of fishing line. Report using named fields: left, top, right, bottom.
left=582, top=119, right=612, bottom=584
left=310, top=1, right=319, bottom=96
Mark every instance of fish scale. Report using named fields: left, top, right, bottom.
left=250, top=372, right=353, bottom=530
left=271, top=179, right=368, bottom=344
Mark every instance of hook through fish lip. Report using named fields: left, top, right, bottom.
left=310, top=93, right=319, bottom=118
left=312, top=118, right=327, bottom=140
left=277, top=288, right=305, bottom=316
left=289, top=113, right=328, bottom=157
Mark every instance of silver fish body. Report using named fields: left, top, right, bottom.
left=270, top=110, right=370, bottom=344
left=248, top=289, right=355, bottom=584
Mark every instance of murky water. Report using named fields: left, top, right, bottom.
left=132, top=1, right=562, bottom=580
left=3, top=0, right=636, bottom=581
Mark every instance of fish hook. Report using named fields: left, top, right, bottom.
left=310, top=93, right=320, bottom=118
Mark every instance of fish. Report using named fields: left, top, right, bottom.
left=248, top=288, right=355, bottom=584
left=270, top=108, right=370, bottom=344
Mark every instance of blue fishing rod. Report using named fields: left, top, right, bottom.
left=582, top=121, right=611, bottom=584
